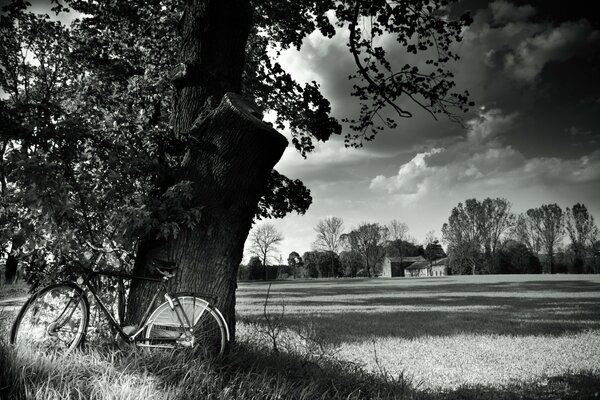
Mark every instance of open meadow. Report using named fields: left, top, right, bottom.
left=236, top=274, right=600, bottom=393
left=1, top=274, right=600, bottom=399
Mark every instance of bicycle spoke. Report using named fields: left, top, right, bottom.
left=12, top=284, right=88, bottom=353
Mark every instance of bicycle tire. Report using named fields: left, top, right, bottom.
left=144, top=295, right=229, bottom=356
left=10, top=283, right=89, bottom=353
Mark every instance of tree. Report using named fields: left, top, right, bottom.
left=1, top=0, right=473, bottom=338
left=527, top=204, right=564, bottom=274
left=287, top=251, right=303, bottom=277
left=511, top=213, right=543, bottom=257
left=498, top=240, right=541, bottom=274
left=342, top=223, right=388, bottom=277
left=248, top=223, right=283, bottom=279
left=442, top=198, right=513, bottom=274
left=313, top=216, right=344, bottom=277
left=425, top=240, right=445, bottom=261
left=339, top=250, right=363, bottom=277
left=247, top=256, right=263, bottom=280
left=387, top=219, right=410, bottom=263
left=565, top=203, right=599, bottom=273
left=442, top=199, right=484, bottom=275
left=479, top=198, right=514, bottom=273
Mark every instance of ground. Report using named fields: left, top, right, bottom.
left=236, top=274, right=600, bottom=391
left=1, top=274, right=600, bottom=398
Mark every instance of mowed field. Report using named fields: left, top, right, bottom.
left=235, top=274, right=600, bottom=391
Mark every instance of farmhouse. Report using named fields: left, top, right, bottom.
left=380, top=256, right=426, bottom=277
left=405, top=258, right=448, bottom=278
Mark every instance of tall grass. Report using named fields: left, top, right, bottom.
left=0, top=339, right=418, bottom=400
left=2, top=275, right=600, bottom=399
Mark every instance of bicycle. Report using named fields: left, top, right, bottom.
left=10, top=244, right=230, bottom=356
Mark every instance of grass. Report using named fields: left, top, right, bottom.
left=0, top=279, right=29, bottom=301
left=1, top=274, right=599, bottom=399
left=236, top=274, right=600, bottom=392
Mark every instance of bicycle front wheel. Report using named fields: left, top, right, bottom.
left=144, top=295, right=228, bottom=356
left=10, top=283, right=89, bottom=353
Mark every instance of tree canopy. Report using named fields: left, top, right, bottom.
left=1, top=0, right=474, bottom=270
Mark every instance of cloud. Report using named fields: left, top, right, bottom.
left=369, top=110, right=600, bottom=204
left=465, top=2, right=600, bottom=85
left=503, top=19, right=600, bottom=82
left=489, top=1, right=535, bottom=23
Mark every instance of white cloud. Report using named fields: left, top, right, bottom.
left=369, top=110, right=600, bottom=204
left=275, top=137, right=389, bottom=182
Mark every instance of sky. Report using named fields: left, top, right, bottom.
left=2, top=0, right=599, bottom=263
left=246, top=0, right=600, bottom=262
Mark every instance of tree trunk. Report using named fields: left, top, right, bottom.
left=4, top=236, right=24, bottom=284
left=128, top=92, right=287, bottom=338
left=126, top=0, right=281, bottom=340
left=5, top=253, right=18, bottom=284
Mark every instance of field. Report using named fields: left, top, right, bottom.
left=1, top=274, right=600, bottom=399
left=236, top=274, right=600, bottom=391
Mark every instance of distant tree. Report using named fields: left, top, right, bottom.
left=248, top=223, right=283, bottom=280
left=527, top=204, right=565, bottom=274
left=385, top=240, right=424, bottom=258
left=387, top=219, right=410, bottom=264
left=565, top=203, right=599, bottom=273
left=511, top=213, right=543, bottom=257
left=425, top=238, right=445, bottom=261
left=480, top=198, right=515, bottom=273
left=302, top=250, right=340, bottom=278
left=247, top=256, right=263, bottom=280
left=287, top=251, right=303, bottom=277
left=342, top=223, right=388, bottom=277
left=442, top=198, right=513, bottom=274
left=313, top=217, right=344, bottom=277
left=302, top=251, right=321, bottom=278
left=498, top=240, right=542, bottom=274
left=339, top=250, right=363, bottom=277
left=442, top=199, right=484, bottom=274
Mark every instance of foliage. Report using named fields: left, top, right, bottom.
left=526, top=204, right=565, bottom=273
left=287, top=251, right=303, bottom=278
left=341, top=223, right=388, bottom=277
left=497, top=240, right=542, bottom=274
left=302, top=250, right=341, bottom=278
left=424, top=240, right=446, bottom=262
left=442, top=198, right=514, bottom=274
left=384, top=239, right=424, bottom=258
left=247, top=256, right=264, bottom=280
left=0, top=0, right=476, bottom=296
left=339, top=250, right=363, bottom=278
left=565, top=203, right=599, bottom=273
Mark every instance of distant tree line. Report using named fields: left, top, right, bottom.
left=237, top=200, right=598, bottom=281
left=239, top=218, right=441, bottom=280
left=442, top=199, right=600, bottom=275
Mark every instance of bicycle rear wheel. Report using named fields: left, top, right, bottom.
left=144, top=295, right=228, bottom=356
left=10, top=283, right=89, bottom=353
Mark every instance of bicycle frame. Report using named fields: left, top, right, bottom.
left=74, top=268, right=184, bottom=343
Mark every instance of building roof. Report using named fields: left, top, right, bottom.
left=386, top=256, right=426, bottom=263
left=405, top=258, right=449, bottom=270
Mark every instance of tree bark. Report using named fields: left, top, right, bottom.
left=128, top=92, right=287, bottom=337
left=126, top=0, right=270, bottom=339
left=4, top=236, right=24, bottom=284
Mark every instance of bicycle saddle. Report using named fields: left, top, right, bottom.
left=153, top=259, right=178, bottom=271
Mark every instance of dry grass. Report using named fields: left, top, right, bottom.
left=237, top=274, right=600, bottom=393
left=1, top=274, right=599, bottom=399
